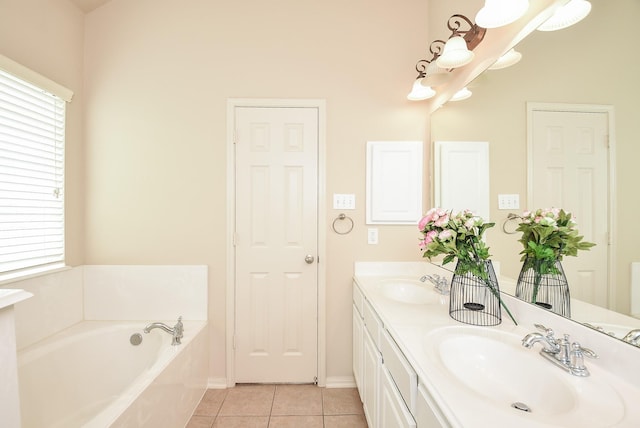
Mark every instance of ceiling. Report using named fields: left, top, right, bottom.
left=69, top=0, right=112, bottom=13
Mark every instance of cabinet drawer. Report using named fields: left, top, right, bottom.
left=353, top=281, right=364, bottom=317
left=363, top=299, right=383, bottom=349
left=381, top=329, right=417, bottom=413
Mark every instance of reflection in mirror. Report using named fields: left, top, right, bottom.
left=429, top=0, right=640, bottom=344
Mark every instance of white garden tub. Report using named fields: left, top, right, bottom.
left=17, top=320, right=207, bottom=428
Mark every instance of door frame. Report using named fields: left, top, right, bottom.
left=226, top=98, right=327, bottom=387
left=526, top=102, right=616, bottom=310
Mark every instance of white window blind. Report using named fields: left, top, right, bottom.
left=0, top=68, right=65, bottom=276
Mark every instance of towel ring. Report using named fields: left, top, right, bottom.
left=332, top=213, right=354, bottom=235
left=502, top=213, right=521, bottom=235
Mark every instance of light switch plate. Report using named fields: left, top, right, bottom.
left=498, top=194, right=520, bottom=210
left=333, top=193, right=356, bottom=210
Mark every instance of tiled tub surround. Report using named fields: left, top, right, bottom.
left=1, top=265, right=208, bottom=428
left=354, top=262, right=640, bottom=428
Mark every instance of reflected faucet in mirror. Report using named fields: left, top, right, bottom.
left=420, top=274, right=450, bottom=295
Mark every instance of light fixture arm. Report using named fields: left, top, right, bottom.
left=447, top=14, right=487, bottom=50
left=429, top=40, right=446, bottom=61
left=414, top=60, right=429, bottom=79
left=413, top=40, right=446, bottom=79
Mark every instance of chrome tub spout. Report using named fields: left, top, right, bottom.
left=144, top=316, right=184, bottom=345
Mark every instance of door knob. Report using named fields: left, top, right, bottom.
left=305, top=255, right=315, bottom=264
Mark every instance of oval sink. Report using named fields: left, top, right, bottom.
left=372, top=279, right=437, bottom=304
left=422, top=326, right=626, bottom=427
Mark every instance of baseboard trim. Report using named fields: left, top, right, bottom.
left=324, top=376, right=356, bottom=388
left=207, top=377, right=228, bottom=389
left=206, top=376, right=355, bottom=389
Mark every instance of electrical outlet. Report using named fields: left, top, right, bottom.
left=367, top=228, right=378, bottom=245
left=498, top=194, right=520, bottom=210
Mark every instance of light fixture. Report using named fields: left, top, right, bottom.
left=450, top=87, right=472, bottom=101
left=407, top=78, right=436, bottom=101
left=475, top=0, right=529, bottom=29
left=407, top=15, right=485, bottom=101
left=437, top=36, right=474, bottom=69
left=436, top=15, right=487, bottom=69
left=407, top=41, right=448, bottom=101
left=537, top=0, right=591, bottom=31
left=422, top=59, right=449, bottom=87
left=488, top=48, right=522, bottom=70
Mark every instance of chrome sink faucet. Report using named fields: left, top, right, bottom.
left=420, top=274, right=450, bottom=295
left=522, top=324, right=598, bottom=377
left=144, top=316, right=184, bottom=346
left=622, top=329, right=640, bottom=346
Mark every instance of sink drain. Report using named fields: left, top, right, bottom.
left=511, top=402, right=532, bottom=413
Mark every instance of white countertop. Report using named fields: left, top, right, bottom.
left=354, top=262, right=640, bottom=428
left=0, top=288, right=33, bottom=310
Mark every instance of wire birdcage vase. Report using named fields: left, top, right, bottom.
left=515, top=257, right=570, bottom=317
left=449, top=259, right=502, bottom=326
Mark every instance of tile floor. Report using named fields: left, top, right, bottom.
left=186, top=384, right=368, bottom=428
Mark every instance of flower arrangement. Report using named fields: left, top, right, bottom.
left=515, top=208, right=595, bottom=313
left=418, top=208, right=494, bottom=275
left=516, top=208, right=595, bottom=267
left=418, top=208, right=517, bottom=325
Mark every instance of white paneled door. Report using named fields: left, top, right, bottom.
left=234, top=106, right=319, bottom=383
left=529, top=106, right=611, bottom=308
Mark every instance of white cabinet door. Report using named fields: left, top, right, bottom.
left=380, top=366, right=416, bottom=428
left=416, top=383, right=449, bottom=428
left=353, top=304, right=364, bottom=399
left=363, top=327, right=381, bottom=428
left=434, top=141, right=490, bottom=220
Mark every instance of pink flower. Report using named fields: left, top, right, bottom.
left=438, top=230, right=453, bottom=241
left=424, top=230, right=437, bottom=244
left=434, top=214, right=449, bottom=227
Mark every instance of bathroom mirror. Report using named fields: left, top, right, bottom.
left=430, top=0, right=640, bottom=343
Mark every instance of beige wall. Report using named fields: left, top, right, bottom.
left=0, top=0, right=86, bottom=267
left=81, top=0, right=431, bottom=381
left=431, top=0, right=640, bottom=314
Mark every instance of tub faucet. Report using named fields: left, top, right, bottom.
left=622, top=329, right=640, bottom=346
left=144, top=316, right=184, bottom=346
left=522, top=324, right=597, bottom=377
left=419, top=274, right=449, bottom=295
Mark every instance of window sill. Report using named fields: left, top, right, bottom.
left=0, top=263, right=71, bottom=287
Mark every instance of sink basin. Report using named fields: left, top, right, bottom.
left=372, top=279, right=439, bottom=304
left=422, top=326, right=626, bottom=427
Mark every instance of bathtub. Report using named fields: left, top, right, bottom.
left=17, top=320, right=208, bottom=428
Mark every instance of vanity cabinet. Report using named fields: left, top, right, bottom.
left=380, top=365, right=416, bottom=428
left=362, top=299, right=383, bottom=427
left=353, top=280, right=450, bottom=428
left=353, top=285, right=364, bottom=400
left=416, top=383, right=450, bottom=428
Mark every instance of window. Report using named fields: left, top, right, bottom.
left=0, top=63, right=69, bottom=279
